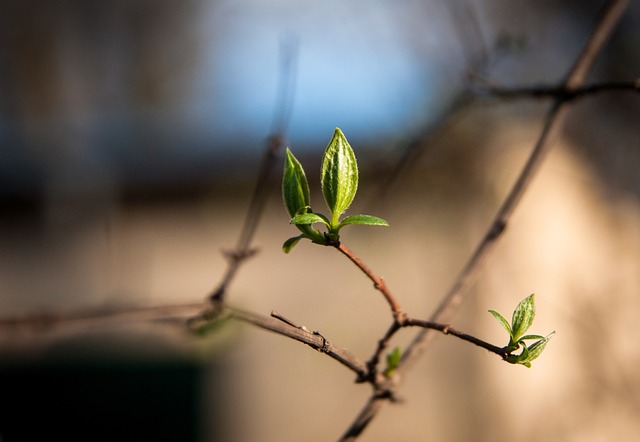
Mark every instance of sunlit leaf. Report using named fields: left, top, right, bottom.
left=283, top=148, right=310, bottom=218
left=511, top=294, right=536, bottom=341
left=489, top=309, right=512, bottom=336
left=291, top=212, right=331, bottom=228
left=523, top=337, right=550, bottom=364
left=321, top=128, right=358, bottom=226
left=338, top=214, right=389, bottom=229
left=520, top=334, right=546, bottom=341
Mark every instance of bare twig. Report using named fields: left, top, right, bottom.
left=401, top=317, right=506, bottom=358
left=362, top=321, right=402, bottom=382
left=0, top=302, right=207, bottom=332
left=223, top=305, right=368, bottom=378
left=211, top=39, right=298, bottom=303
left=340, top=1, right=629, bottom=438
left=332, top=241, right=403, bottom=316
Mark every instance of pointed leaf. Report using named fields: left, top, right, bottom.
left=291, top=212, right=331, bottom=228
left=523, top=337, right=550, bottom=364
left=338, top=214, right=389, bottom=229
left=282, top=148, right=310, bottom=218
left=282, top=235, right=304, bottom=253
left=511, top=294, right=536, bottom=341
left=489, top=309, right=512, bottom=335
left=321, top=128, right=358, bottom=225
left=520, top=334, right=546, bottom=341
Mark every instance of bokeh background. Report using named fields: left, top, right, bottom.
left=1, top=0, right=639, bottom=441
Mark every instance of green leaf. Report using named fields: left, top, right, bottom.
left=511, top=294, right=536, bottom=341
left=321, top=128, right=359, bottom=226
left=523, top=337, right=550, bottom=364
left=291, top=212, right=331, bottom=228
left=489, top=309, right=512, bottom=335
left=282, top=235, right=304, bottom=253
left=385, top=346, right=402, bottom=376
left=283, top=148, right=311, bottom=218
left=338, top=214, right=389, bottom=229
left=520, top=334, right=546, bottom=341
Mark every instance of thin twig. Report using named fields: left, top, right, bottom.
left=332, top=241, right=403, bottom=315
left=339, top=396, right=386, bottom=442
left=210, top=134, right=282, bottom=302
left=401, top=318, right=506, bottom=358
left=223, top=305, right=368, bottom=378
left=0, top=302, right=208, bottom=332
left=339, top=1, right=629, bottom=438
left=363, top=321, right=402, bottom=382
left=210, top=39, right=298, bottom=302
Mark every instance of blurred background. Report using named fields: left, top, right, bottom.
left=1, top=0, right=639, bottom=441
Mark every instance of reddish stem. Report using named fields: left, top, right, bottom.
left=332, top=242, right=403, bottom=316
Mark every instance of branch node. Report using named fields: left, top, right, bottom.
left=223, top=247, right=260, bottom=262
left=313, top=330, right=331, bottom=353
left=393, top=311, right=408, bottom=326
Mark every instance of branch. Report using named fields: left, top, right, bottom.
left=401, top=318, right=506, bottom=358
left=0, top=302, right=207, bottom=332
left=339, top=0, right=629, bottom=438
left=332, top=241, right=403, bottom=316
left=211, top=39, right=298, bottom=302
left=360, top=315, right=507, bottom=387
left=363, top=321, right=401, bottom=379
left=191, top=305, right=369, bottom=379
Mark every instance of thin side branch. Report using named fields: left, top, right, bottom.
left=363, top=321, right=402, bottom=382
left=222, top=306, right=368, bottom=378
left=332, top=241, right=403, bottom=315
left=211, top=40, right=298, bottom=302
left=401, top=318, right=506, bottom=358
left=210, top=133, right=283, bottom=302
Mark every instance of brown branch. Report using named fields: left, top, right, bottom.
left=220, top=306, right=368, bottom=378
left=401, top=318, right=506, bottom=358
left=332, top=241, right=403, bottom=316
left=1, top=299, right=369, bottom=381
left=339, top=0, right=629, bottom=438
left=339, top=396, right=387, bottom=442
left=362, top=321, right=402, bottom=382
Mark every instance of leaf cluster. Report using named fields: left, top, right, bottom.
left=489, top=294, right=554, bottom=367
left=282, top=128, right=388, bottom=252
